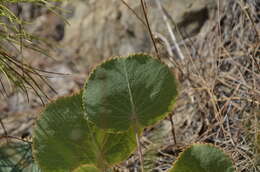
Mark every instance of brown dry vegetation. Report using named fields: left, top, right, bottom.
left=0, top=0, right=259, bottom=171
left=120, top=1, right=260, bottom=171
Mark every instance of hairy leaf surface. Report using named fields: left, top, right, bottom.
left=169, top=144, right=235, bottom=172
left=33, top=92, right=136, bottom=171
left=83, top=54, right=178, bottom=132
left=73, top=165, right=113, bottom=172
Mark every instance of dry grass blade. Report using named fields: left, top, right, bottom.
left=155, top=0, right=185, bottom=60
left=138, top=0, right=259, bottom=171
left=120, top=0, right=146, bottom=27
left=140, top=0, right=159, bottom=58
left=0, top=119, right=8, bottom=137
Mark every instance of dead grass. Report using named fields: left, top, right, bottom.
left=134, top=0, right=260, bottom=171
left=120, top=0, right=259, bottom=171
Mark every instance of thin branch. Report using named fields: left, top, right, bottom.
left=0, top=119, right=8, bottom=137
left=0, top=76, right=7, bottom=96
left=169, top=113, right=177, bottom=144
left=120, top=0, right=146, bottom=27
left=140, top=0, right=159, bottom=58
left=0, top=135, right=32, bottom=144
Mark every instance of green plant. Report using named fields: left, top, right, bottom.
left=0, top=0, right=64, bottom=101
left=32, top=54, right=178, bottom=171
left=1, top=54, right=235, bottom=172
left=0, top=139, right=40, bottom=172
left=82, top=54, right=178, bottom=132
left=33, top=91, right=136, bottom=171
left=169, top=143, right=235, bottom=172
left=73, top=165, right=106, bottom=172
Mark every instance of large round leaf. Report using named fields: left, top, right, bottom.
left=32, top=92, right=136, bottom=172
left=73, top=165, right=101, bottom=172
left=73, top=165, right=112, bottom=172
left=169, top=144, right=235, bottom=172
left=0, top=139, right=41, bottom=172
left=82, top=54, right=178, bottom=132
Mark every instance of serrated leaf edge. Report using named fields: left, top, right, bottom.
left=31, top=90, right=83, bottom=172
left=82, top=53, right=179, bottom=133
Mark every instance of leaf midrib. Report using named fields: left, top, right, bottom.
left=122, top=60, right=138, bottom=125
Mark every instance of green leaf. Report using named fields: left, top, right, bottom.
left=73, top=165, right=100, bottom=172
left=73, top=164, right=113, bottom=172
left=82, top=54, right=178, bottom=132
left=32, top=92, right=136, bottom=172
left=0, top=140, right=41, bottom=172
left=169, top=143, right=235, bottom=172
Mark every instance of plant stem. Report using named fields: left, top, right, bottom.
left=169, top=113, right=177, bottom=144
left=135, top=128, right=144, bottom=172
left=120, top=0, right=146, bottom=26
left=140, top=0, right=159, bottom=58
